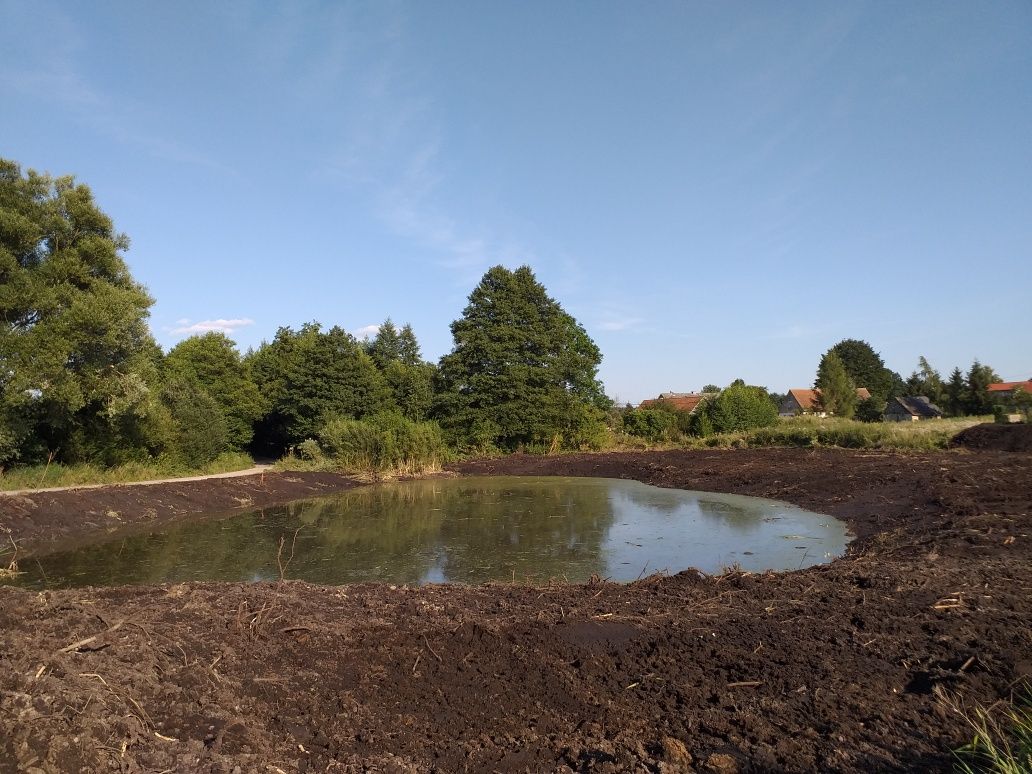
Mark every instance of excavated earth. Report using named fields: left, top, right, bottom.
left=1, top=447, right=1030, bottom=773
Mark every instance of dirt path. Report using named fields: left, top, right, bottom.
left=0, top=448, right=1030, bottom=772
left=0, top=463, right=275, bottom=497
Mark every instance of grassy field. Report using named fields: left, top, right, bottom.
left=0, top=451, right=256, bottom=492
left=612, top=416, right=990, bottom=453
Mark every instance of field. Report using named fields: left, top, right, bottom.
left=0, top=444, right=1030, bottom=772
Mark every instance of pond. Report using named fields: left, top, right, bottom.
left=7, top=477, right=851, bottom=589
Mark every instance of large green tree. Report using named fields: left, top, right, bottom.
left=434, top=265, right=609, bottom=451
left=905, top=356, right=945, bottom=406
left=165, top=332, right=265, bottom=449
left=815, top=351, right=858, bottom=418
left=817, top=339, right=898, bottom=401
left=0, top=158, right=164, bottom=465
left=248, top=323, right=390, bottom=452
left=963, top=360, right=1001, bottom=416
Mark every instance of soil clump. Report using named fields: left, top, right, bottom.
left=1, top=448, right=1030, bottom=772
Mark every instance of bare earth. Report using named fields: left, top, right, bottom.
left=0, top=446, right=1030, bottom=772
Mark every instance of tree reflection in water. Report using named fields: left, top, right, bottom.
left=11, top=477, right=850, bottom=589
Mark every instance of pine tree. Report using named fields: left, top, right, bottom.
left=434, top=266, right=608, bottom=451
left=963, top=360, right=1001, bottom=416
left=367, top=318, right=401, bottom=370
left=397, top=324, right=422, bottom=366
left=945, top=367, right=966, bottom=416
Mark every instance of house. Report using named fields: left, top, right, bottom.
left=883, top=395, right=944, bottom=422
left=779, top=387, right=871, bottom=417
left=638, top=392, right=713, bottom=414
left=988, top=380, right=1032, bottom=398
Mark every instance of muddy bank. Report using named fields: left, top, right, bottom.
left=1, top=448, right=1030, bottom=772
left=0, top=470, right=362, bottom=555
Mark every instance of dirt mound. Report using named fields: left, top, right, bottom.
left=952, top=422, right=1032, bottom=452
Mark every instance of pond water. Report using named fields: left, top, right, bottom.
left=7, top=477, right=851, bottom=589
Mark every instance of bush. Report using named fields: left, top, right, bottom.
left=702, top=384, right=779, bottom=434
left=318, top=413, right=448, bottom=474
left=855, top=396, right=887, bottom=423
left=621, top=408, right=677, bottom=443
left=161, top=379, right=229, bottom=466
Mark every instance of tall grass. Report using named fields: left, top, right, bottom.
left=952, top=690, right=1032, bottom=774
left=678, top=416, right=987, bottom=451
left=0, top=451, right=256, bottom=492
left=296, top=413, right=450, bottom=476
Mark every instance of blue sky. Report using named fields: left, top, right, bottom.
left=3, top=1, right=1030, bottom=403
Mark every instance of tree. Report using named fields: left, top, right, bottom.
left=249, top=323, right=391, bottom=453
left=161, top=378, right=228, bottom=466
left=383, top=360, right=435, bottom=421
left=817, top=339, right=895, bottom=401
left=700, top=383, right=779, bottom=433
left=433, top=265, right=609, bottom=451
left=366, top=318, right=401, bottom=370
left=0, top=158, right=164, bottom=465
left=398, top=323, right=422, bottom=366
left=701, top=384, right=721, bottom=393
left=815, top=351, right=857, bottom=418
left=905, top=356, right=945, bottom=406
left=945, top=367, right=966, bottom=416
left=855, top=395, right=887, bottom=423
left=165, top=332, right=265, bottom=450
left=963, top=360, right=1001, bottom=416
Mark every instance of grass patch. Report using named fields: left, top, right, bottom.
left=952, top=689, right=1032, bottom=774
left=0, top=451, right=256, bottom=491
left=678, top=416, right=987, bottom=452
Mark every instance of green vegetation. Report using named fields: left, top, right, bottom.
left=817, top=339, right=902, bottom=402
left=433, top=265, right=610, bottom=453
left=684, top=415, right=984, bottom=451
left=815, top=351, right=858, bottom=418
left=0, top=451, right=254, bottom=492
left=953, top=690, right=1032, bottom=774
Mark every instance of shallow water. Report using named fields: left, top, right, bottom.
left=8, top=476, right=851, bottom=589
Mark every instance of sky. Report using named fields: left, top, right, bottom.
left=2, top=1, right=1030, bottom=403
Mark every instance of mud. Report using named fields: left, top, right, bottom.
left=1, top=448, right=1030, bottom=773
left=952, top=422, right=1032, bottom=453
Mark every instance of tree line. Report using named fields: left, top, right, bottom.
left=0, top=160, right=611, bottom=471
left=813, top=339, right=1003, bottom=420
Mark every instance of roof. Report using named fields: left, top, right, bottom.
left=638, top=393, right=707, bottom=413
left=888, top=396, right=944, bottom=418
left=786, top=387, right=871, bottom=411
left=988, top=381, right=1032, bottom=394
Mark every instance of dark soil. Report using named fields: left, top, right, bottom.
left=952, top=421, right=1032, bottom=452
left=1, top=448, right=1030, bottom=773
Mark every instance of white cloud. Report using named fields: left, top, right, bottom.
left=354, top=324, right=380, bottom=340
left=170, top=318, right=255, bottom=335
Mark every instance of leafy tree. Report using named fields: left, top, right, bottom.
left=817, top=339, right=895, bottom=401
left=383, top=360, right=435, bottom=421
left=701, top=384, right=721, bottom=393
left=433, top=265, right=608, bottom=451
left=905, top=356, right=945, bottom=406
left=700, top=382, right=779, bottom=433
left=0, top=158, right=164, bottom=465
left=964, top=360, right=1001, bottom=416
left=249, top=323, right=391, bottom=453
left=165, top=332, right=264, bottom=450
left=815, top=351, right=857, bottom=418
left=161, top=378, right=228, bottom=466
left=945, top=367, right=966, bottom=416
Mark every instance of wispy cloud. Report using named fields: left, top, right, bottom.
left=597, top=316, right=645, bottom=332
left=170, top=318, right=255, bottom=335
left=354, top=324, right=380, bottom=340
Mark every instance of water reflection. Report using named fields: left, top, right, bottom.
left=7, top=477, right=851, bottom=589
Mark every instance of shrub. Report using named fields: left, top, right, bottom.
left=161, top=379, right=229, bottom=466
left=855, top=396, right=887, bottom=423
left=702, top=384, right=779, bottom=434
left=318, top=412, right=448, bottom=474
left=621, top=408, right=676, bottom=443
